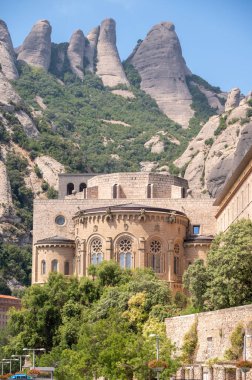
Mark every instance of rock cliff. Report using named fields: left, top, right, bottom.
left=67, top=29, right=85, bottom=80
left=175, top=91, right=252, bottom=197
left=96, top=19, right=129, bottom=87
left=0, top=160, right=13, bottom=218
left=0, top=20, right=19, bottom=80
left=85, top=26, right=100, bottom=73
left=17, top=20, right=52, bottom=71
left=128, top=22, right=193, bottom=128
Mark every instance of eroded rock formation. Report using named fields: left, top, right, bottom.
left=17, top=20, right=52, bottom=70
left=0, top=72, right=21, bottom=105
left=225, top=88, right=241, bottom=111
left=0, top=160, right=13, bottom=217
left=85, top=26, right=100, bottom=73
left=67, top=29, right=85, bottom=80
left=0, top=20, right=19, bottom=80
left=175, top=95, right=252, bottom=197
left=35, top=155, right=65, bottom=189
left=128, top=22, right=193, bottom=128
left=96, top=18, right=129, bottom=87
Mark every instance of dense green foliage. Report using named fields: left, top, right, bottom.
left=214, top=115, right=227, bottom=136
left=180, top=320, right=198, bottom=364
left=1, top=266, right=182, bottom=379
left=183, top=220, right=252, bottom=310
left=224, top=323, right=244, bottom=360
left=5, top=153, right=33, bottom=229
left=0, top=242, right=32, bottom=293
left=186, top=76, right=218, bottom=138
left=12, top=64, right=193, bottom=174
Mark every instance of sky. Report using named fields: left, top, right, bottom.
left=1, top=0, right=252, bottom=94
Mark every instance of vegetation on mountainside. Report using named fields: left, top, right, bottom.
left=1, top=266, right=183, bottom=379
left=0, top=243, right=32, bottom=294
left=186, top=76, right=218, bottom=138
left=11, top=63, right=220, bottom=176
left=13, top=63, right=191, bottom=174
left=183, top=219, right=252, bottom=311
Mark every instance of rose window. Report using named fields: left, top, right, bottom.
left=119, top=238, right=132, bottom=253
left=91, top=239, right=102, bottom=253
left=150, top=240, right=161, bottom=254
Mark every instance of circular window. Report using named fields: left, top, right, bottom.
left=55, top=215, right=65, bottom=225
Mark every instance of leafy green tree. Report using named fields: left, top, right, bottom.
left=205, top=219, right=252, bottom=310
left=183, top=259, right=208, bottom=309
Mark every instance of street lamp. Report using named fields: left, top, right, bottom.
left=149, top=334, right=161, bottom=380
left=2, top=358, right=19, bottom=373
left=11, top=354, right=30, bottom=372
left=23, top=348, right=45, bottom=369
left=149, top=333, right=160, bottom=360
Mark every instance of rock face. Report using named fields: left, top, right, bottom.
left=85, top=26, right=100, bottom=73
left=175, top=95, right=252, bottom=197
left=96, top=19, right=129, bottom=87
left=0, top=72, right=21, bottom=105
left=17, top=20, right=52, bottom=71
left=0, top=160, right=13, bottom=217
left=0, top=20, right=19, bottom=80
left=35, top=156, right=65, bottom=189
left=225, top=88, right=241, bottom=111
left=128, top=22, right=193, bottom=128
left=67, top=30, right=85, bottom=80
left=15, top=110, right=40, bottom=138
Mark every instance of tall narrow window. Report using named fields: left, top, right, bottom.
left=41, top=260, right=46, bottom=275
left=51, top=259, right=58, bottom=273
left=118, top=238, right=132, bottom=269
left=112, top=184, right=118, bottom=199
left=64, top=261, right=70, bottom=275
left=150, top=240, right=162, bottom=273
left=91, top=238, right=103, bottom=265
left=67, top=183, right=74, bottom=195
left=147, top=184, right=152, bottom=199
left=174, top=244, right=180, bottom=275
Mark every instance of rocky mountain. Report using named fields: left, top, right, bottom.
left=175, top=89, right=252, bottom=197
left=17, top=20, right=52, bottom=71
left=0, top=16, right=251, bottom=245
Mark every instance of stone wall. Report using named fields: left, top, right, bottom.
left=165, top=304, right=252, bottom=362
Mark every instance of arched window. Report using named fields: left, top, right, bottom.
left=64, top=261, right=70, bottom=275
left=41, top=260, right=46, bottom=275
left=149, top=240, right=162, bottom=273
left=91, top=238, right=103, bottom=265
left=174, top=244, right=180, bottom=275
left=51, top=259, right=58, bottom=273
left=67, top=183, right=74, bottom=195
left=118, top=237, right=132, bottom=269
left=79, top=183, right=87, bottom=192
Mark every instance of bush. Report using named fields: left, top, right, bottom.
left=205, top=137, right=214, bottom=146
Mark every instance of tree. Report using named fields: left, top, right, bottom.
left=205, top=219, right=252, bottom=310
left=183, top=259, right=208, bottom=310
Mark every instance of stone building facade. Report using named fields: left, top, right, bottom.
left=32, top=172, right=216, bottom=288
left=214, top=145, right=252, bottom=232
left=165, top=304, right=252, bottom=380
left=0, top=295, right=21, bottom=328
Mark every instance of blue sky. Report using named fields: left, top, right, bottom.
left=1, top=0, right=252, bottom=94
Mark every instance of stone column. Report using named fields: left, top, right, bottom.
left=189, top=366, right=194, bottom=380
left=138, top=237, right=145, bottom=269
left=176, top=367, right=185, bottom=380
left=81, top=239, right=86, bottom=276
left=105, top=237, right=112, bottom=260
left=236, top=368, right=242, bottom=380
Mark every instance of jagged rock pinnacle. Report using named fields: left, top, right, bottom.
left=17, top=20, right=52, bottom=71
left=67, top=29, right=85, bottom=80
left=96, top=18, right=129, bottom=87
left=0, top=20, right=19, bottom=80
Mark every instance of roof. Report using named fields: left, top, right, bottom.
left=184, top=235, right=214, bottom=244
left=0, top=294, right=21, bottom=300
left=35, top=235, right=75, bottom=245
left=214, top=144, right=252, bottom=206
left=74, top=203, right=187, bottom=217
